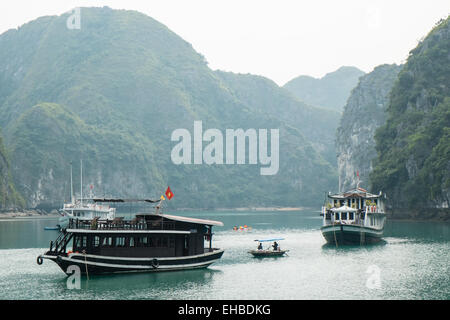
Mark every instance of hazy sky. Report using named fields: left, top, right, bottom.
left=0, top=1, right=448, bottom=85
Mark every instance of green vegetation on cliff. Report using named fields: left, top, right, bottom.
left=370, top=17, right=450, bottom=208
left=0, top=129, right=25, bottom=209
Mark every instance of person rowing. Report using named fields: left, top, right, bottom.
left=272, top=241, right=279, bottom=251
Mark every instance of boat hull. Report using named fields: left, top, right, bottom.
left=40, top=249, right=224, bottom=275
left=321, top=224, right=384, bottom=245
left=248, top=250, right=288, bottom=257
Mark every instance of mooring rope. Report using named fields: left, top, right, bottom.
left=82, top=250, right=89, bottom=284
left=333, top=220, right=338, bottom=248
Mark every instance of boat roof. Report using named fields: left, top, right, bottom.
left=136, top=212, right=224, bottom=227
left=330, top=205, right=358, bottom=212
left=328, top=187, right=382, bottom=199
left=254, top=238, right=285, bottom=242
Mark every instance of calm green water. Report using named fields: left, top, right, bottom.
left=0, top=210, right=449, bottom=300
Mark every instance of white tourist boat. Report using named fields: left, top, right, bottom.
left=320, top=187, right=387, bottom=245
left=58, top=199, right=116, bottom=228
left=58, top=160, right=116, bottom=228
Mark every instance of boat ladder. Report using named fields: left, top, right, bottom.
left=50, top=231, right=73, bottom=254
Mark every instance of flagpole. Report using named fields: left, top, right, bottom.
left=70, top=162, right=73, bottom=204
left=356, top=170, right=360, bottom=189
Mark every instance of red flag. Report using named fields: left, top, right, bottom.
left=356, top=171, right=359, bottom=178
left=165, top=187, right=174, bottom=200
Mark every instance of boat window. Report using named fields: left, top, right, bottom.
left=129, top=237, right=135, bottom=247
left=349, top=212, right=354, bottom=220
left=169, top=237, right=175, bottom=248
left=93, top=236, right=100, bottom=247
left=73, top=236, right=81, bottom=250
left=102, top=237, right=113, bottom=247
left=116, top=237, right=126, bottom=247
left=335, top=212, right=340, bottom=220
left=342, top=212, right=347, bottom=220
left=81, top=236, right=87, bottom=248
left=162, top=237, right=168, bottom=247
left=325, top=213, right=331, bottom=220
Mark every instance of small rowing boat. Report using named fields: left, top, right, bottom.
left=248, top=238, right=288, bottom=257
left=248, top=249, right=289, bottom=257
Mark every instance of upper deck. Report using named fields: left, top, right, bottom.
left=325, top=187, right=385, bottom=213
left=66, top=212, right=224, bottom=234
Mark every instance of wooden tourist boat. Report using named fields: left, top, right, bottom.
left=37, top=199, right=224, bottom=275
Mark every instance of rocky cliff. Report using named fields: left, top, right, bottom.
left=370, top=16, right=450, bottom=210
left=0, top=129, right=25, bottom=210
left=336, top=64, right=402, bottom=192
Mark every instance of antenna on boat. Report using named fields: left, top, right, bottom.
left=80, top=159, right=83, bottom=207
left=356, top=170, right=360, bottom=189
left=70, top=162, right=74, bottom=204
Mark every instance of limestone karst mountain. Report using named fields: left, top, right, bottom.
left=0, top=7, right=338, bottom=209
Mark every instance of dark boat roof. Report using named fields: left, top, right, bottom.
left=136, top=212, right=224, bottom=227
left=89, top=198, right=159, bottom=203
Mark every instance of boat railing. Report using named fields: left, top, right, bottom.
left=365, top=205, right=384, bottom=214
left=68, top=218, right=176, bottom=231
left=322, top=209, right=365, bottom=226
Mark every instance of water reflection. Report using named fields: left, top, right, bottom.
left=321, top=239, right=388, bottom=251
left=56, top=268, right=223, bottom=295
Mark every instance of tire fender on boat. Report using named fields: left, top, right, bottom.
left=37, top=256, right=43, bottom=265
left=151, top=258, right=159, bottom=269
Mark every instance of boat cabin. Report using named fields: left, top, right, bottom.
left=322, top=187, right=386, bottom=228
left=60, top=213, right=222, bottom=258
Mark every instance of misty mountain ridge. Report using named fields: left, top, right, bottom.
left=283, top=66, right=365, bottom=112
